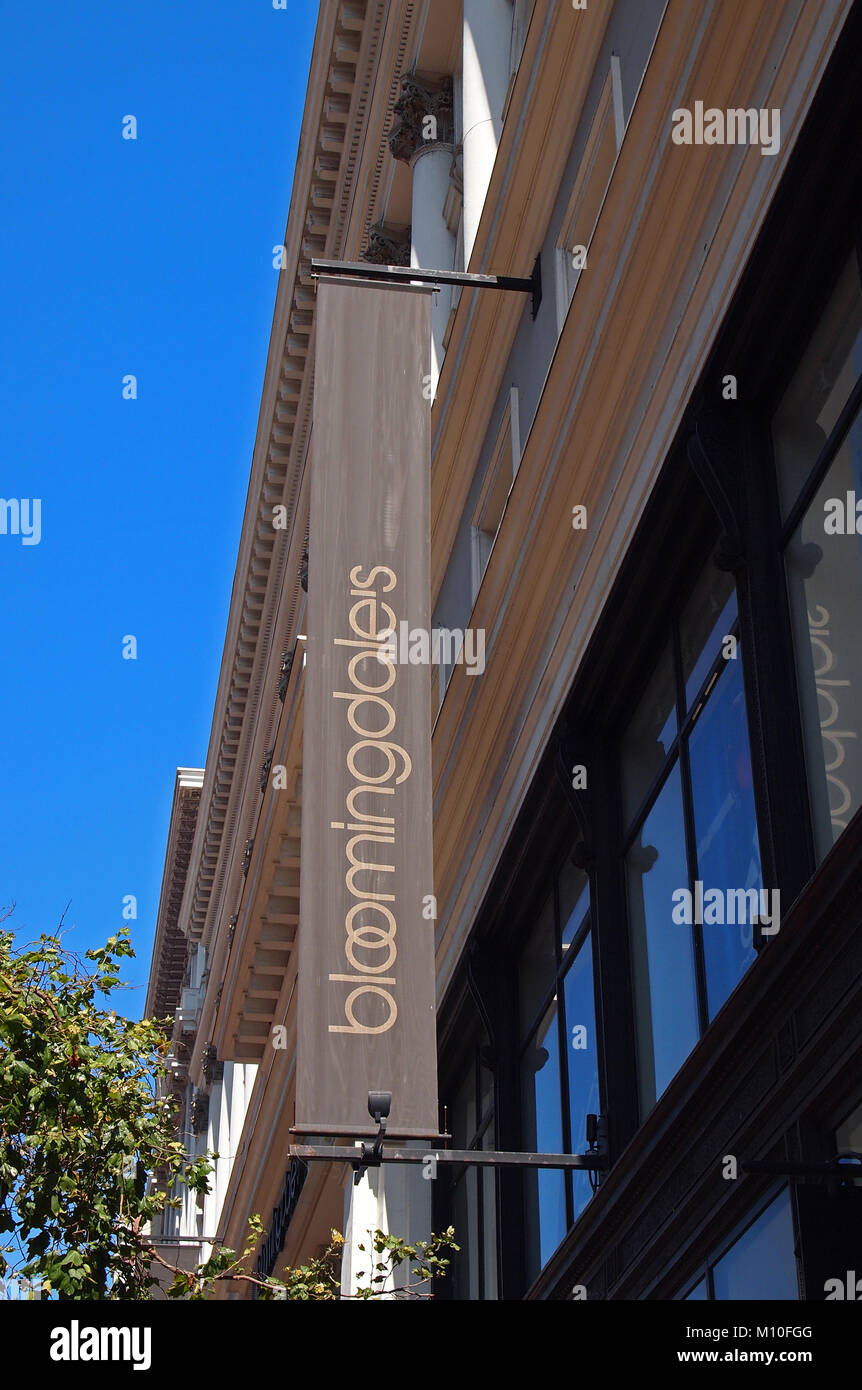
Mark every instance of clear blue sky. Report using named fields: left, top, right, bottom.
left=0, top=0, right=318, bottom=1012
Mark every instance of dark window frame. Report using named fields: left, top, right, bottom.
left=434, top=999, right=499, bottom=1301
left=516, top=855, right=595, bottom=1237
left=622, top=589, right=767, bottom=1104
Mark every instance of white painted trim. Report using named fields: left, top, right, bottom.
left=611, top=51, right=625, bottom=150
left=470, top=394, right=518, bottom=603
left=554, top=64, right=619, bottom=335
left=509, top=384, right=521, bottom=476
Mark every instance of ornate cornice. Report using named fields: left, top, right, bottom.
left=180, top=2, right=428, bottom=1010
left=177, top=1, right=388, bottom=965
left=196, top=3, right=430, bottom=1078
left=146, top=769, right=204, bottom=1022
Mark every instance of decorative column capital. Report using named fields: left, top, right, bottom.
left=362, top=221, right=412, bottom=266
left=202, top=1042, right=224, bottom=1086
left=389, top=72, right=454, bottom=164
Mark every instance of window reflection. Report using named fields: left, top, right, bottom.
left=623, top=556, right=762, bottom=1112
left=627, top=766, right=698, bottom=1111
left=564, top=934, right=600, bottom=1219
left=711, top=1192, right=798, bottom=1300
left=678, top=1191, right=798, bottom=1300
left=774, top=253, right=862, bottom=864
left=560, top=858, right=590, bottom=948
left=519, top=853, right=597, bottom=1284
left=773, top=256, right=862, bottom=518
left=689, top=657, right=760, bottom=1019
left=621, top=641, right=677, bottom=825
left=521, top=1005, right=566, bottom=1278
left=784, top=449, right=862, bottom=861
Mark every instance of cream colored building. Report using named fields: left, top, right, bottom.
left=147, top=0, right=862, bottom=1299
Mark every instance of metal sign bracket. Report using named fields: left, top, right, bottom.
left=290, top=1095, right=608, bottom=1185
left=311, top=254, right=543, bottom=319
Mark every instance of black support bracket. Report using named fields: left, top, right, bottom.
left=293, top=1144, right=609, bottom=1173
left=292, top=1109, right=608, bottom=1184
left=742, top=1154, right=862, bottom=1184
left=311, top=254, right=543, bottom=319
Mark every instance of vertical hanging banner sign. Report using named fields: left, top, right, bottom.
left=296, top=277, right=438, bottom=1138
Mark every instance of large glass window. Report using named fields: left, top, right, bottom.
left=774, top=254, right=862, bottom=863
left=519, top=858, right=598, bottom=1284
left=623, top=560, right=763, bottom=1113
left=680, top=1190, right=799, bottom=1300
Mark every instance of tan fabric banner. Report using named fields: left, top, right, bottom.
left=296, top=277, right=438, bottom=1138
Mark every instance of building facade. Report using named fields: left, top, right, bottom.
left=147, top=0, right=862, bottom=1299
